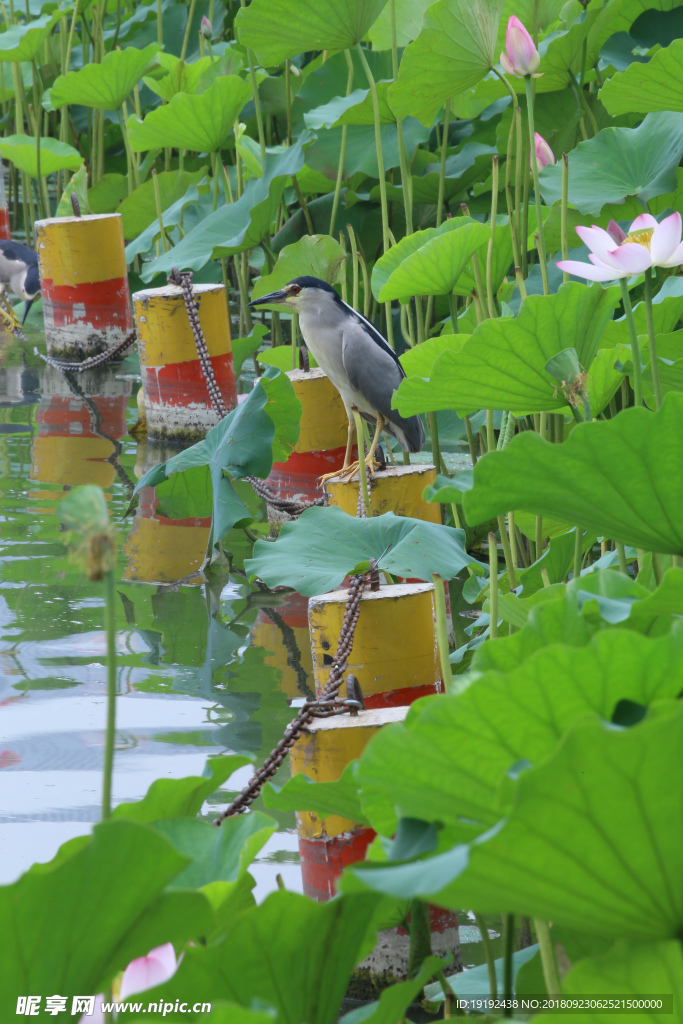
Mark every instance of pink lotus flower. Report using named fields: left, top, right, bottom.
left=533, top=132, right=555, bottom=170
left=557, top=212, right=683, bottom=281
left=200, top=15, right=212, bottom=38
left=501, top=16, right=541, bottom=77
left=120, top=943, right=180, bottom=1000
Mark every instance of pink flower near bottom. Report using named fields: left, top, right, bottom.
left=556, top=212, right=683, bottom=281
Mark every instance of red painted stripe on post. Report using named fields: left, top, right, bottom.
left=41, top=277, right=133, bottom=329
left=298, top=828, right=376, bottom=902
left=142, top=353, right=237, bottom=411
left=0, top=208, right=10, bottom=241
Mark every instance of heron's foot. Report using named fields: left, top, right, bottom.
left=0, top=303, right=22, bottom=334
left=319, top=453, right=381, bottom=486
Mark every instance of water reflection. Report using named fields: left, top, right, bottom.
left=0, top=344, right=308, bottom=895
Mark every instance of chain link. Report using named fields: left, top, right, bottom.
left=34, top=330, right=137, bottom=373
left=168, top=267, right=229, bottom=418
left=215, top=571, right=367, bottom=823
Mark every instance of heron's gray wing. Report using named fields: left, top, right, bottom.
left=341, top=321, right=425, bottom=452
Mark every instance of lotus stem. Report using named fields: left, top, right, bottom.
left=616, top=541, right=628, bottom=575
left=464, top=415, right=477, bottom=466
left=618, top=278, right=643, bottom=407
left=503, top=914, right=515, bottom=1012
left=485, top=155, right=498, bottom=319
left=573, top=526, right=582, bottom=579
left=497, top=515, right=517, bottom=590
left=535, top=919, right=560, bottom=996
left=101, top=567, right=117, bottom=820
left=180, top=0, right=198, bottom=61
left=329, top=49, right=354, bottom=237
left=474, top=913, right=497, bottom=998
left=448, top=292, right=458, bottom=332
left=504, top=112, right=521, bottom=272
left=391, top=0, right=413, bottom=233
left=652, top=552, right=663, bottom=586
left=644, top=268, right=662, bottom=410
left=356, top=40, right=389, bottom=253
left=489, top=532, right=498, bottom=639
left=151, top=168, right=167, bottom=251
left=525, top=77, right=549, bottom=295
left=247, top=48, right=266, bottom=172
left=561, top=153, right=569, bottom=283
left=284, top=59, right=292, bottom=145
left=432, top=574, right=452, bottom=688
left=486, top=408, right=495, bottom=452
left=436, top=99, right=450, bottom=228
left=348, top=222, right=360, bottom=309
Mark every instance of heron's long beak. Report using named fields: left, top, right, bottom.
left=21, top=298, right=35, bottom=326
left=249, top=289, right=288, bottom=307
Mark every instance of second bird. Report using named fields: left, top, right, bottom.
left=249, top=276, right=424, bottom=477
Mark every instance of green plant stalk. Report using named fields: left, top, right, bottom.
left=448, top=292, right=458, bottom=333
left=504, top=114, right=522, bottom=271
left=486, top=408, right=495, bottom=453
left=432, top=574, right=452, bottom=687
left=535, top=515, right=543, bottom=563
left=247, top=49, right=266, bottom=171
left=407, top=899, right=432, bottom=979
left=464, top=415, right=477, bottom=466
left=239, top=252, right=253, bottom=332
left=117, top=108, right=135, bottom=195
left=156, top=0, right=163, bottom=45
left=356, top=41, right=389, bottom=254
left=210, top=151, right=220, bottom=211
left=180, top=0, right=198, bottom=61
left=618, top=278, right=643, bottom=407
left=560, top=153, right=569, bottom=283
left=524, top=76, right=549, bottom=296
left=391, top=0, right=413, bottom=233
left=644, top=268, right=663, bottom=410
left=291, top=311, right=299, bottom=370
left=672, top=554, right=683, bottom=570
left=292, top=175, right=314, bottom=233
left=535, top=919, right=560, bottom=996
left=284, top=59, right=292, bottom=145
left=151, top=169, right=167, bottom=252
left=497, top=515, right=517, bottom=590
left=489, top=534, right=498, bottom=639
left=359, top=250, right=371, bottom=318
left=435, top=99, right=451, bottom=228
left=568, top=69, right=598, bottom=136
left=652, top=551, right=663, bottom=586
left=470, top=250, right=488, bottom=319
left=101, top=568, right=116, bottom=820
left=329, top=49, right=354, bottom=237
left=426, top=411, right=445, bottom=478
left=485, top=155, right=499, bottom=319
left=509, top=511, right=518, bottom=569
left=514, top=107, right=524, bottom=267
left=352, top=408, right=371, bottom=517
left=573, top=526, right=582, bottom=579
left=348, top=222, right=360, bottom=310
left=503, top=914, right=515, bottom=1013
left=474, top=913, right=497, bottom=998
left=616, top=541, right=628, bottom=575
left=521, top=118, right=530, bottom=278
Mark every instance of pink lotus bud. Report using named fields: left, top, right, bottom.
left=200, top=15, right=212, bottom=38
left=500, top=16, right=541, bottom=77
left=533, top=132, right=555, bottom=170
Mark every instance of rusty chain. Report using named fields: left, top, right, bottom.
left=34, top=330, right=137, bottom=373
left=168, top=267, right=229, bottom=418
left=215, top=570, right=369, bottom=823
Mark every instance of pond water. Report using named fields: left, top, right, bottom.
left=0, top=326, right=499, bottom=968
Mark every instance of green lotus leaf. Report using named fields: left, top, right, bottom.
left=143, top=53, right=213, bottom=101
left=0, top=134, right=83, bottom=179
left=464, top=393, right=683, bottom=554
left=235, top=0, right=390, bottom=67
left=601, top=37, right=683, bottom=115
left=50, top=43, right=161, bottom=110
left=128, top=75, right=252, bottom=153
left=0, top=10, right=65, bottom=62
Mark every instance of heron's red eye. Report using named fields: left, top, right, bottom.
left=290, top=285, right=301, bottom=295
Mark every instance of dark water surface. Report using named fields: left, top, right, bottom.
left=0, top=332, right=302, bottom=898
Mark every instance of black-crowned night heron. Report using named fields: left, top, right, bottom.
left=250, top=276, right=424, bottom=477
left=0, top=240, right=40, bottom=330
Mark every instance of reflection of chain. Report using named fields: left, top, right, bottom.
left=215, top=572, right=368, bottom=823
left=245, top=474, right=325, bottom=516
left=34, top=331, right=136, bottom=373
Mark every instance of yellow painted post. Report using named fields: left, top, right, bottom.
left=133, top=283, right=236, bottom=443
left=309, top=582, right=442, bottom=707
left=35, top=214, right=133, bottom=358
left=324, top=463, right=440, bottom=521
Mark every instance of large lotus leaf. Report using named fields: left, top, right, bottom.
left=601, top=38, right=683, bottom=115
left=394, top=284, right=620, bottom=416
left=118, top=168, right=207, bottom=239
left=347, top=706, right=683, bottom=940
left=141, top=138, right=307, bottom=279
left=251, top=234, right=346, bottom=306
left=112, top=756, right=250, bottom=822
left=304, top=84, right=395, bottom=130
left=0, top=10, right=64, bottom=61
left=127, top=367, right=301, bottom=550
left=540, top=940, right=683, bottom=1022
left=366, top=0, right=434, bottom=49
left=236, top=0, right=389, bottom=66
left=305, top=119, right=430, bottom=180
left=389, top=0, right=505, bottom=125
left=354, top=629, right=683, bottom=837
left=153, top=812, right=276, bottom=890
left=372, top=217, right=479, bottom=302
left=464, top=394, right=683, bottom=554
left=246, top=506, right=478, bottom=596
left=0, top=135, right=82, bottom=179
left=399, top=334, right=468, bottom=377
left=452, top=216, right=514, bottom=299
left=379, top=221, right=492, bottom=301
left=0, top=819, right=212, bottom=1018
left=129, top=892, right=382, bottom=1024
left=50, top=43, right=161, bottom=110
left=128, top=75, right=251, bottom=153
left=143, top=53, right=213, bottom=101
left=539, top=112, right=683, bottom=216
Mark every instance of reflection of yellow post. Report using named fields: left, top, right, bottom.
left=35, top=214, right=133, bottom=358
left=324, top=463, right=440, bottom=521
left=133, top=284, right=236, bottom=443
left=251, top=593, right=313, bottom=698
left=122, top=436, right=209, bottom=585
left=309, top=582, right=441, bottom=707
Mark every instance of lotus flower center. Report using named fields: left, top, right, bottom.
left=625, top=228, right=654, bottom=250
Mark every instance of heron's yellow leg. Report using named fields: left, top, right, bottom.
left=318, top=418, right=356, bottom=485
